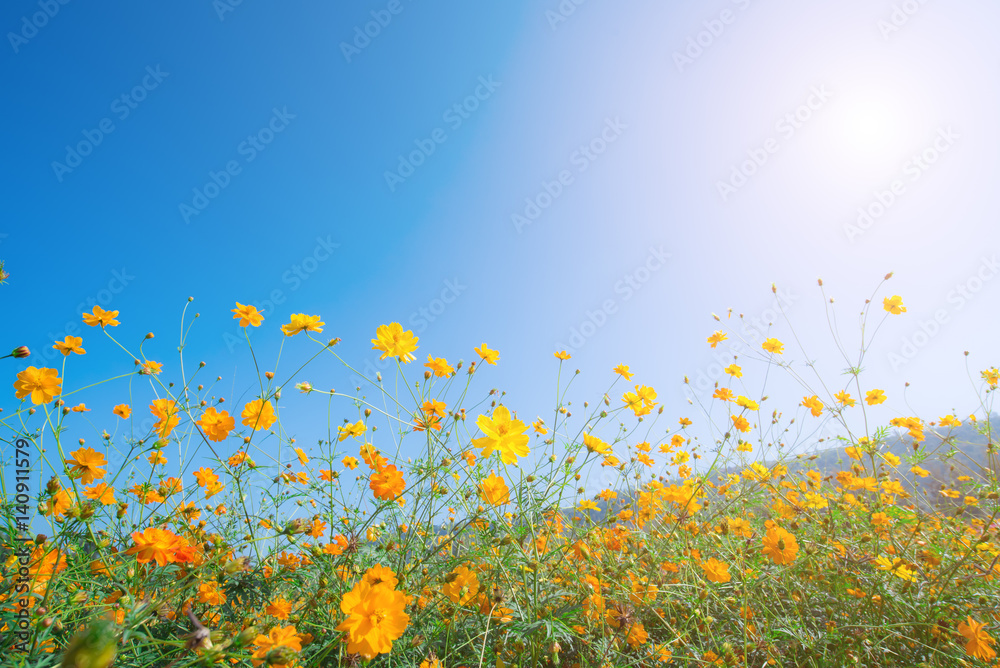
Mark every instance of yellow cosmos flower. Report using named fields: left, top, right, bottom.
left=474, top=343, right=499, bottom=365
left=762, top=338, right=784, bottom=354
left=371, top=322, right=418, bottom=362
left=281, top=313, right=324, bottom=336
left=472, top=405, right=530, bottom=465
left=865, top=389, right=887, bottom=405
left=882, top=295, right=906, bottom=314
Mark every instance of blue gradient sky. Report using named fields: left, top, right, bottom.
left=2, top=0, right=999, bottom=477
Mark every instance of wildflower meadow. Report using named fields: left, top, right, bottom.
left=1, top=275, right=997, bottom=668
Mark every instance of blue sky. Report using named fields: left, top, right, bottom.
left=2, top=0, right=999, bottom=486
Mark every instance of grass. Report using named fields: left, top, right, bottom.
left=1, top=278, right=998, bottom=667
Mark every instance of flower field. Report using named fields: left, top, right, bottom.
left=1, top=280, right=998, bottom=668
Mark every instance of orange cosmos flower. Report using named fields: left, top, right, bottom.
left=232, top=302, right=264, bottom=327
left=82, top=305, right=119, bottom=328
left=52, top=336, right=86, bottom=356
left=65, top=447, right=107, bottom=485
left=197, top=407, right=234, bottom=442
left=479, top=474, right=510, bottom=505
left=443, top=565, right=480, bottom=606
left=83, top=483, right=116, bottom=505
left=113, top=403, right=131, bottom=419
left=707, top=331, right=727, bottom=348
left=251, top=625, right=303, bottom=667
left=281, top=313, right=324, bottom=336
left=370, top=464, right=405, bottom=501
left=266, top=597, right=292, bottom=620
left=14, top=367, right=62, bottom=404
left=150, top=398, right=180, bottom=438
left=424, top=355, right=454, bottom=377
left=241, top=398, right=277, bottom=431
left=801, top=395, right=823, bottom=417
left=957, top=617, right=997, bottom=661
left=865, top=389, right=887, bottom=405
left=474, top=343, right=499, bottom=365
left=701, top=558, right=731, bottom=583
left=761, top=524, right=798, bottom=565
left=336, top=580, right=409, bottom=659
left=125, top=527, right=193, bottom=567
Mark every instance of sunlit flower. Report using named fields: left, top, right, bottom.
left=762, top=338, right=784, bottom=354
left=251, top=625, right=302, bottom=667
left=865, top=389, right=887, bottom=405
left=53, top=336, right=86, bottom=356
left=479, top=474, right=510, bottom=505
left=474, top=343, right=499, bottom=365
left=801, top=395, right=823, bottom=417
left=443, top=565, right=480, bottom=606
left=197, top=407, right=235, bottom=442
left=707, top=331, right=728, bottom=348
left=424, top=355, right=454, bottom=377
left=761, top=524, right=798, bottom=565
left=957, top=617, right=997, bottom=661
left=281, top=313, right=324, bottom=336
left=882, top=295, right=906, bottom=314
left=82, top=305, right=119, bottom=328
left=473, top=405, right=530, bottom=464
left=335, top=580, right=409, bottom=659
left=613, top=364, right=633, bottom=379
left=371, top=322, right=418, bottom=362
left=125, top=527, right=193, bottom=567
left=65, top=447, right=106, bottom=485
left=701, top=558, right=731, bottom=583
left=241, top=398, right=277, bottom=431
left=14, top=367, right=62, bottom=404
left=370, top=464, right=405, bottom=500
left=232, top=302, right=264, bottom=327
left=834, top=390, right=855, bottom=407
left=113, top=403, right=131, bottom=419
